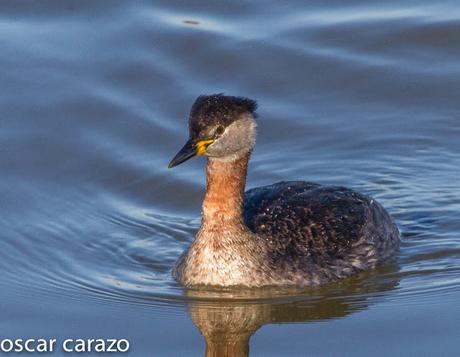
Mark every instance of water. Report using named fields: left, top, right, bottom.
left=1, top=0, right=459, bottom=355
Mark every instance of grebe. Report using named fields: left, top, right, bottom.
left=168, top=94, right=399, bottom=287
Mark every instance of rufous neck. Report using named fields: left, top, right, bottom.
left=202, top=152, right=250, bottom=227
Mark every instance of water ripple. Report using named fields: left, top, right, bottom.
left=0, top=2, right=459, bottom=352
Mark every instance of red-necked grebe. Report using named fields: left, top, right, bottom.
left=168, top=94, right=399, bottom=287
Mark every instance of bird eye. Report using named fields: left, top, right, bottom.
left=215, top=125, right=225, bottom=136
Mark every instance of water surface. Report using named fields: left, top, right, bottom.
left=1, top=0, right=459, bottom=356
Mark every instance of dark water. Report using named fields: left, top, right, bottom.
left=1, top=0, right=459, bottom=356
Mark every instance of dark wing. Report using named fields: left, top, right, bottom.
left=244, top=181, right=374, bottom=261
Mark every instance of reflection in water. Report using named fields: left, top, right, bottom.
left=1, top=0, right=460, bottom=354
left=185, top=265, right=399, bottom=356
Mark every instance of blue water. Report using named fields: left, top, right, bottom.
left=1, top=1, right=459, bottom=356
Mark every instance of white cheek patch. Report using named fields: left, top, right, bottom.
left=207, top=115, right=257, bottom=159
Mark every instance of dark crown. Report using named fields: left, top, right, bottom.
left=189, top=94, right=257, bottom=138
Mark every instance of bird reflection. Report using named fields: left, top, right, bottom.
left=184, top=264, right=399, bottom=357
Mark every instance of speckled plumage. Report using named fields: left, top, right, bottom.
left=244, top=181, right=399, bottom=284
left=171, top=94, right=400, bottom=287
